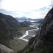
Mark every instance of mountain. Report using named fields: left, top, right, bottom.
left=16, top=17, right=43, bottom=23
left=16, top=17, right=27, bottom=22
left=0, top=13, right=22, bottom=46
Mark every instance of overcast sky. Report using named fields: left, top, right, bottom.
left=0, top=0, right=52, bottom=19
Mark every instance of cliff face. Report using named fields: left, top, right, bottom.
left=18, top=8, right=53, bottom=53
left=0, top=13, right=21, bottom=46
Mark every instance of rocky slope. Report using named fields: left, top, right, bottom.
left=0, top=13, right=29, bottom=53
left=0, top=13, right=22, bottom=47
left=18, top=8, right=53, bottom=53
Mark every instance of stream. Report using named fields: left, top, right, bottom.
left=18, top=28, right=39, bottom=42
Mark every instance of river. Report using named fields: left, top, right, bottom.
left=18, top=27, right=39, bottom=42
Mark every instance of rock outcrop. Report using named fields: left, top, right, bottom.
left=18, top=8, right=53, bottom=53
left=0, top=44, right=14, bottom=53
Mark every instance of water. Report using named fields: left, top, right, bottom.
left=18, top=31, right=29, bottom=42
left=18, top=28, right=39, bottom=42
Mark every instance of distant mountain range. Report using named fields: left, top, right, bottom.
left=16, top=18, right=43, bottom=23
left=0, top=9, right=44, bottom=23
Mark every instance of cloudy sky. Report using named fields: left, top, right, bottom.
left=0, top=0, right=52, bottom=19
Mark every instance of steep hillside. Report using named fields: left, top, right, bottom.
left=0, top=13, right=22, bottom=46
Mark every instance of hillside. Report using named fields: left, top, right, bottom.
left=0, top=13, right=22, bottom=46
left=0, top=13, right=30, bottom=53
